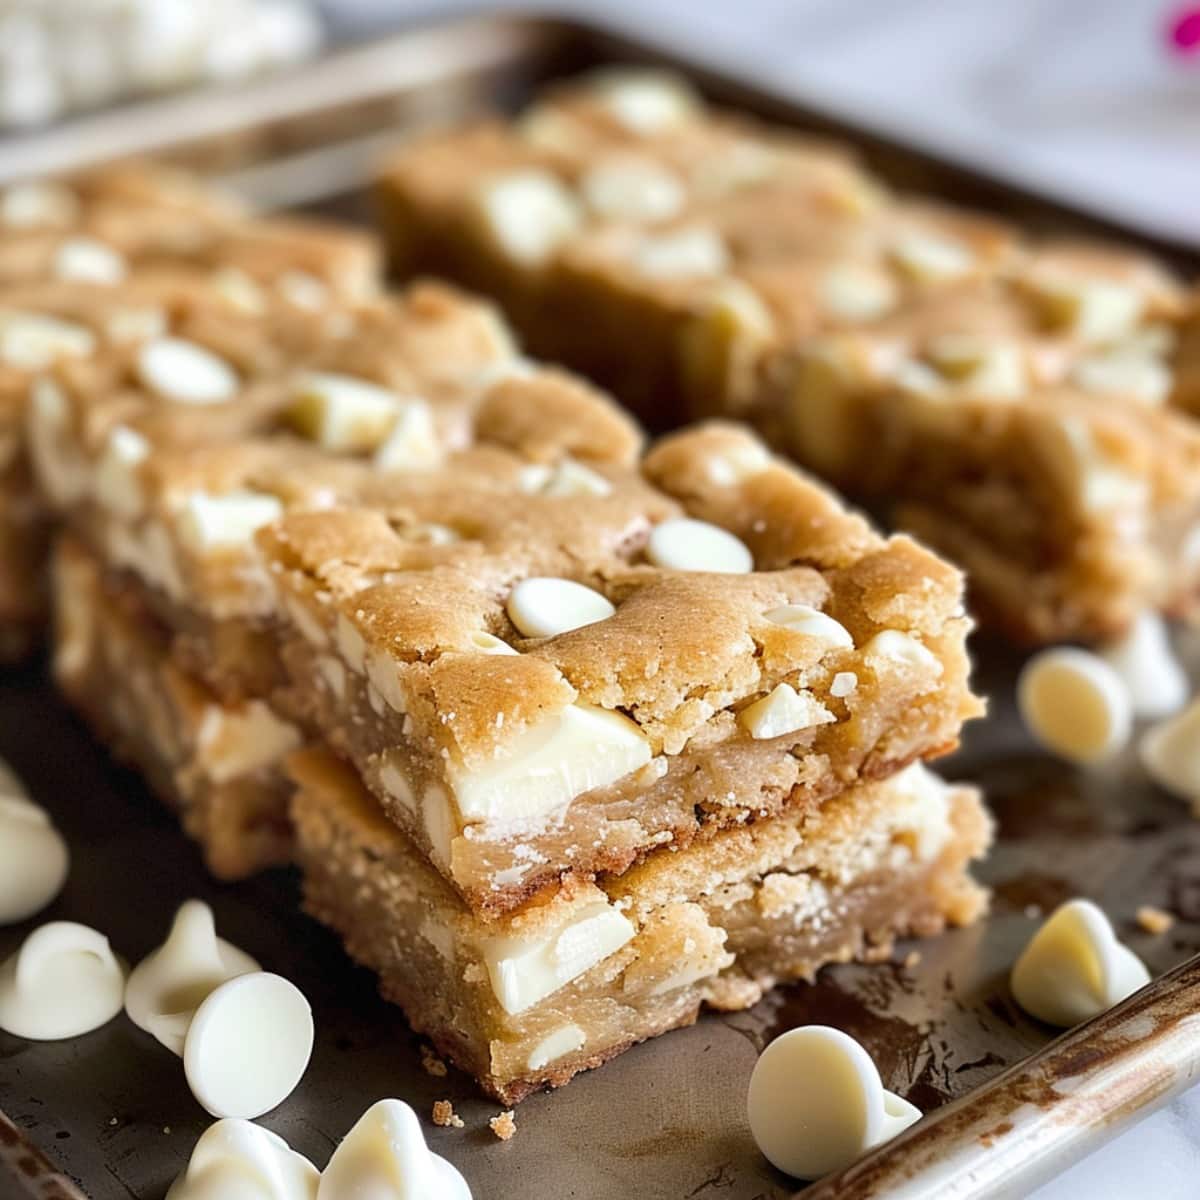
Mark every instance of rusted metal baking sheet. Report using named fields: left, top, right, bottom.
left=2, top=15, right=1200, bottom=1199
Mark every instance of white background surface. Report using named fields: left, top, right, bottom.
left=327, top=2, right=1200, bottom=1196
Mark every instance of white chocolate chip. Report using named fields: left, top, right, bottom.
left=476, top=170, right=582, bottom=266
left=538, top=458, right=613, bottom=498
left=890, top=233, right=974, bottom=283
left=830, top=671, right=858, bottom=698
left=125, top=900, right=260, bottom=1055
left=167, top=1120, right=319, bottom=1200
left=591, top=70, right=699, bottom=135
left=0, top=310, right=95, bottom=368
left=289, top=372, right=404, bottom=453
left=506, top=577, right=615, bottom=639
left=1071, top=351, right=1171, bottom=405
left=317, top=1100, right=470, bottom=1200
left=53, top=236, right=127, bottom=284
left=1011, top=899, right=1149, bottom=1027
left=0, top=794, right=68, bottom=925
left=706, top=440, right=771, bottom=486
left=1017, top=647, right=1131, bottom=765
left=633, top=227, right=728, bottom=279
left=137, top=338, right=238, bottom=405
left=863, top=630, right=943, bottom=676
left=819, top=263, right=897, bottom=322
left=373, top=400, right=442, bottom=471
left=482, top=898, right=635, bottom=1014
left=196, top=701, right=300, bottom=784
left=469, top=631, right=519, bottom=656
left=763, top=604, right=854, bottom=649
left=183, top=972, right=313, bottom=1119
left=278, top=270, right=328, bottom=311
left=527, top=1024, right=586, bottom=1071
left=1030, top=276, right=1143, bottom=342
left=1, top=181, right=79, bottom=229
left=739, top=683, right=835, bottom=740
left=447, top=703, right=650, bottom=826
left=1140, top=696, right=1200, bottom=810
left=0, top=921, right=126, bottom=1039
left=211, top=267, right=268, bottom=315
left=93, top=425, right=149, bottom=518
left=1099, top=612, right=1187, bottom=720
left=647, top=518, right=752, bottom=574
left=580, top=158, right=685, bottom=222
left=177, top=491, right=283, bottom=555
left=336, top=613, right=366, bottom=674
left=926, top=335, right=1027, bottom=397
left=747, top=1025, right=920, bottom=1179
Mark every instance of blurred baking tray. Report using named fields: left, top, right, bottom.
left=3, top=13, right=1200, bottom=1200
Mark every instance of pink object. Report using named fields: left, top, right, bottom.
left=1168, top=5, right=1200, bottom=55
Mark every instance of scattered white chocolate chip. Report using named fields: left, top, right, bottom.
left=483, top=898, right=635, bottom=1014
left=53, top=236, right=127, bottom=285
left=819, top=263, right=897, bottom=322
left=538, top=458, right=612, bottom=498
left=125, top=900, right=260, bottom=1055
left=0, top=921, right=126, bottom=1039
left=317, top=1099, right=471, bottom=1200
left=92, top=426, right=149, bottom=519
left=289, top=372, right=404, bottom=452
left=890, top=234, right=974, bottom=283
left=0, top=310, right=95, bottom=368
left=476, top=170, right=581, bottom=266
left=373, top=400, right=442, bottom=471
left=863, top=630, right=942, bottom=676
left=1030, top=276, right=1142, bottom=343
left=0, top=793, right=69, bottom=925
left=183, top=971, right=313, bottom=1119
left=706, top=440, right=771, bottom=486
left=1072, top=350, right=1171, bottom=405
left=748, top=1025, right=920, bottom=1179
left=278, top=270, right=328, bottom=311
left=527, top=1024, right=586, bottom=1071
left=1017, top=647, right=1131, bottom=765
left=926, top=335, right=1026, bottom=397
left=590, top=69, right=699, bottom=135
left=196, top=701, right=301, bottom=785
left=177, top=491, right=284, bottom=555
left=1098, top=612, right=1187, bottom=720
left=1140, top=696, right=1200, bottom=811
left=580, top=158, right=685, bottom=222
left=830, top=671, right=859, bottom=698
left=167, top=1119, right=319, bottom=1200
left=1011, top=899, right=1150, bottom=1027
left=739, top=684, right=835, bottom=740
left=137, top=338, right=238, bottom=405
left=763, top=604, right=854, bottom=649
left=0, top=181, right=79, bottom=229
left=633, top=227, right=728, bottom=279
left=506, top=577, right=615, bottom=638
left=647, top=517, right=752, bottom=573
left=468, top=630, right=519, bottom=656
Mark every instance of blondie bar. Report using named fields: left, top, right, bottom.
left=375, top=68, right=1196, bottom=642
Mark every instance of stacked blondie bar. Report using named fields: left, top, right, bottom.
left=376, top=68, right=1200, bottom=643
left=0, top=161, right=990, bottom=1101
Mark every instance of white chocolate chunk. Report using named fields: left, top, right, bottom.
left=468, top=630, right=519, bottom=656
left=289, top=372, right=404, bottom=452
left=925, top=335, right=1026, bottom=397
left=1099, top=612, right=1187, bottom=720
left=0, top=310, right=95, bottom=368
left=336, top=613, right=366, bottom=673
left=647, top=517, right=752, bottom=574
left=137, top=338, right=238, bottom=405
left=1011, top=899, right=1150, bottom=1027
left=477, top=170, right=581, bottom=266
left=53, top=236, right=127, bottom=284
left=93, top=425, right=149, bottom=518
left=1072, top=351, right=1171, bottom=405
left=125, top=900, right=260, bottom=1055
left=196, top=701, right=301, bottom=784
left=633, top=227, right=729, bottom=279
left=527, top=1024, right=586, bottom=1071
left=830, top=671, right=858, bottom=698
left=748, top=1025, right=921, bottom=1179
left=506, top=577, right=615, bottom=638
left=317, top=1099, right=471, bottom=1200
left=211, top=267, right=268, bottom=315
left=764, top=604, right=854, bottom=649
left=739, top=683, right=835, bottom=740
left=539, top=458, right=613, bottom=498
left=1017, top=647, right=1131, bottom=765
left=0, top=794, right=68, bottom=925
left=706, top=440, right=771, bottom=486
left=483, top=900, right=634, bottom=1014
left=1031, top=276, right=1143, bottom=342
left=863, top=630, right=943, bottom=676
left=177, top=491, right=284, bottom=555
left=0, top=921, right=126, bottom=1039
left=1140, top=696, right=1200, bottom=810
left=888, top=762, right=953, bottom=862
left=819, top=263, right=897, bottom=322
left=184, top=972, right=313, bottom=1119
left=591, top=69, right=699, bottom=135
left=27, top=378, right=88, bottom=506
left=106, top=305, right=168, bottom=345
left=373, top=399, right=442, bottom=471
left=580, top=158, right=685, bottom=222
left=1, top=181, right=79, bottom=228
left=1047, top=415, right=1147, bottom=514
left=890, top=234, right=974, bottom=283
left=167, top=1120, right=319, bottom=1200
left=278, top=270, right=328, bottom=311
left=448, top=703, right=651, bottom=826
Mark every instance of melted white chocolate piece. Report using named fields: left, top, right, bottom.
left=317, top=1099, right=471, bottom=1200
left=0, top=792, right=68, bottom=925
left=137, top=338, right=238, bottom=405
left=184, top=972, right=313, bottom=1119
left=1140, top=696, right=1200, bottom=810
left=1099, top=612, right=1188, bottom=720
left=0, top=921, right=126, bottom=1039
left=125, top=900, right=260, bottom=1054
left=1011, top=899, right=1150, bottom=1027
left=647, top=517, right=752, bottom=574
left=167, top=1119, right=319, bottom=1200
left=739, top=683, right=835, bottom=740
left=747, top=1025, right=920, bottom=1179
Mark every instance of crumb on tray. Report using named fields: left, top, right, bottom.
left=489, top=1110, right=516, bottom=1141
left=421, top=1044, right=448, bottom=1077
left=432, top=1099, right=464, bottom=1129
left=1136, top=905, right=1175, bottom=935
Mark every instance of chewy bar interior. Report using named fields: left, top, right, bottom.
left=0, top=164, right=381, bottom=658
left=261, top=421, right=980, bottom=916
left=375, top=68, right=1200, bottom=642
left=291, top=746, right=991, bottom=1103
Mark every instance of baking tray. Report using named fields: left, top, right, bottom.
left=3, top=13, right=1200, bottom=1199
